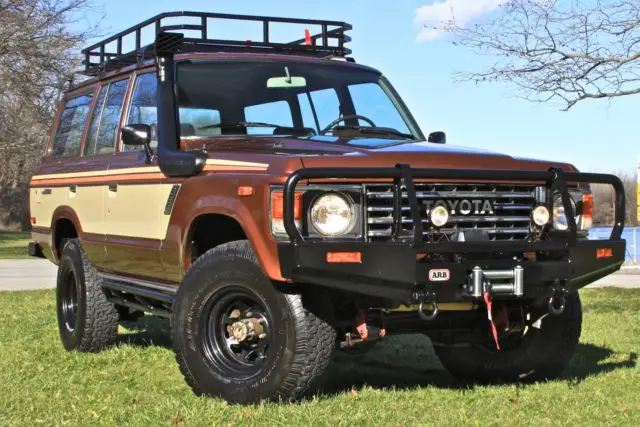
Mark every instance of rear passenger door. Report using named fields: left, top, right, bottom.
left=30, top=91, right=109, bottom=264
left=103, top=72, right=176, bottom=280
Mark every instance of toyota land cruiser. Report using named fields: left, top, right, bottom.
left=28, top=12, right=626, bottom=404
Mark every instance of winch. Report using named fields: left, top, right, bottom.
left=465, top=265, right=525, bottom=298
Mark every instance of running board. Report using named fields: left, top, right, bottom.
left=99, top=273, right=177, bottom=318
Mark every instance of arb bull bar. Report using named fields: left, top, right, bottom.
left=277, top=165, right=626, bottom=305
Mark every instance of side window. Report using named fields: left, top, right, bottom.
left=244, top=100, right=293, bottom=135
left=126, top=73, right=157, bottom=150
left=84, top=78, right=128, bottom=156
left=84, top=85, right=108, bottom=155
left=51, top=93, right=93, bottom=158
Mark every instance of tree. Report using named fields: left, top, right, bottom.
left=0, top=0, right=99, bottom=229
left=436, top=0, right=640, bottom=111
left=592, top=171, right=638, bottom=226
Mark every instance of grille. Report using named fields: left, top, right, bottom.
left=364, top=183, right=541, bottom=242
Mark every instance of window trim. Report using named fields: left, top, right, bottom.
left=48, top=90, right=95, bottom=160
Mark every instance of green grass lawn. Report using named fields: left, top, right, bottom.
left=0, top=289, right=638, bottom=426
left=0, top=232, right=30, bottom=259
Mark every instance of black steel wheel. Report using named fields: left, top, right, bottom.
left=172, top=240, right=336, bottom=404
left=56, top=238, right=118, bottom=352
left=60, top=269, right=79, bottom=332
left=200, top=287, right=274, bottom=379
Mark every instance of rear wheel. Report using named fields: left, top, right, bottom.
left=56, top=239, right=119, bottom=352
left=433, top=293, right=582, bottom=382
left=172, top=240, right=336, bottom=403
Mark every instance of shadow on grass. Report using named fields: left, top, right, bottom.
left=114, top=318, right=637, bottom=394
left=118, top=315, right=172, bottom=349
left=564, top=344, right=637, bottom=384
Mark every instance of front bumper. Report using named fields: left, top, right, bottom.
left=278, top=239, right=626, bottom=303
left=277, top=165, right=627, bottom=303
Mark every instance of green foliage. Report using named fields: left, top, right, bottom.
left=0, top=289, right=638, bottom=425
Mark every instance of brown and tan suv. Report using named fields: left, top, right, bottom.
left=28, top=12, right=626, bottom=404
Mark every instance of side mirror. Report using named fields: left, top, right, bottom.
left=428, top=131, right=446, bottom=144
left=121, top=124, right=153, bottom=163
left=121, top=124, right=151, bottom=146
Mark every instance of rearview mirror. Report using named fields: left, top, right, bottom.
left=428, top=131, right=446, bottom=144
left=122, top=124, right=151, bottom=146
left=267, top=66, right=307, bottom=89
left=267, top=76, right=307, bottom=89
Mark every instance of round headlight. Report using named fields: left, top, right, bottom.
left=310, top=193, right=355, bottom=236
left=532, top=205, right=550, bottom=227
left=553, top=194, right=576, bottom=231
left=430, top=205, right=449, bottom=227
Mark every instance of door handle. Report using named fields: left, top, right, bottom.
left=69, top=185, right=77, bottom=193
left=108, top=183, right=118, bottom=193
left=42, top=188, right=52, bottom=195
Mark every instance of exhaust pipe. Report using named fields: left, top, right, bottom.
left=155, top=32, right=207, bottom=177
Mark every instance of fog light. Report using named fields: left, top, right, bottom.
left=531, top=205, right=550, bottom=226
left=430, top=205, right=449, bottom=227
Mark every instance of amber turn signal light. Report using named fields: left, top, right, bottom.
left=326, top=252, right=362, bottom=264
left=596, top=248, right=613, bottom=259
left=271, top=191, right=302, bottom=220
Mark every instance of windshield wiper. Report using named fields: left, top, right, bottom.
left=197, top=122, right=315, bottom=136
left=197, top=121, right=283, bottom=130
left=327, top=125, right=415, bottom=140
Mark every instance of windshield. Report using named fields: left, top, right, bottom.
left=174, top=61, right=420, bottom=141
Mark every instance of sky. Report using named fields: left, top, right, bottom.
left=85, top=0, right=639, bottom=174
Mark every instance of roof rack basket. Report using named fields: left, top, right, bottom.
left=81, top=11, right=353, bottom=76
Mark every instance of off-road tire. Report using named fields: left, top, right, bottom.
left=56, top=238, right=119, bottom=352
left=433, top=293, right=582, bottom=382
left=171, top=240, right=336, bottom=404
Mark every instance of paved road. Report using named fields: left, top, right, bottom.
left=0, top=259, right=638, bottom=291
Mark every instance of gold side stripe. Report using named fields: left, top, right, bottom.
left=31, top=159, right=269, bottom=181
left=205, top=159, right=269, bottom=169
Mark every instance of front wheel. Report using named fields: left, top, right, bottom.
left=171, top=240, right=336, bottom=403
left=433, top=293, right=582, bottom=382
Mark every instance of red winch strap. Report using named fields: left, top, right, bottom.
left=483, top=291, right=501, bottom=351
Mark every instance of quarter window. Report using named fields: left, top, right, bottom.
left=51, top=94, right=93, bottom=158
left=84, top=79, right=129, bottom=156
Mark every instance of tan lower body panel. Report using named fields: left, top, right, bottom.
left=31, top=183, right=177, bottom=240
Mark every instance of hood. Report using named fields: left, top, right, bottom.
left=187, top=136, right=576, bottom=174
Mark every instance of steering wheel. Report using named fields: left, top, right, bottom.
left=319, top=114, right=376, bottom=135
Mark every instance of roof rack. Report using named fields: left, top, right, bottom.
left=81, top=11, right=353, bottom=76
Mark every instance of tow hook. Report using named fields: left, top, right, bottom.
left=418, top=302, right=438, bottom=321
left=548, top=280, right=568, bottom=316
left=413, top=285, right=438, bottom=321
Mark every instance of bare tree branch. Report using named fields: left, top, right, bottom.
left=437, top=0, right=640, bottom=110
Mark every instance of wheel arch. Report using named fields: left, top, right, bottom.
left=181, top=199, right=282, bottom=280
left=50, top=206, right=83, bottom=262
